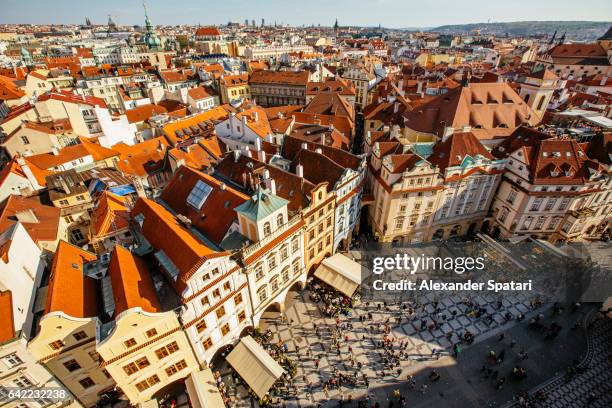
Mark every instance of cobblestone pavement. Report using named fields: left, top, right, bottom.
left=503, top=311, right=612, bottom=408
left=221, top=285, right=551, bottom=407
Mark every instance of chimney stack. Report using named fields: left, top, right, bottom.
left=233, top=150, right=241, bottom=162
left=394, top=101, right=400, bottom=113
left=296, top=163, right=304, bottom=178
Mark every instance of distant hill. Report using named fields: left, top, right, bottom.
left=429, top=21, right=611, bottom=40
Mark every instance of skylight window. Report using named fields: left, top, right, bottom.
left=186, top=180, right=213, bottom=210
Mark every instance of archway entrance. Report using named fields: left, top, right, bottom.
left=284, top=281, right=303, bottom=312
left=450, top=224, right=462, bottom=237
left=259, top=302, right=282, bottom=331
left=433, top=228, right=444, bottom=240
left=467, top=222, right=478, bottom=236
left=481, top=220, right=490, bottom=234
left=209, top=344, right=235, bottom=369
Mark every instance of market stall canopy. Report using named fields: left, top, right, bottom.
left=185, top=368, right=225, bottom=408
left=226, top=335, right=285, bottom=399
left=314, top=253, right=363, bottom=297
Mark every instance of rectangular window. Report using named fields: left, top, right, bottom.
left=63, top=359, right=81, bottom=372
left=124, top=338, right=137, bottom=348
left=73, top=331, right=87, bottom=341
left=216, top=306, right=226, bottom=319
left=203, top=338, right=213, bottom=350
left=135, top=357, right=150, bottom=369
left=530, top=198, right=543, bottom=212
left=146, top=328, right=158, bottom=338
left=201, top=296, right=210, bottom=307
left=234, top=293, right=243, bottom=306
left=223, top=281, right=231, bottom=291
left=238, top=310, right=246, bottom=323
left=78, top=377, right=95, bottom=389
left=196, top=320, right=207, bottom=333
left=506, top=190, right=517, bottom=204
left=49, top=340, right=65, bottom=350
left=221, top=324, right=230, bottom=336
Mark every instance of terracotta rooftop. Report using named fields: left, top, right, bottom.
left=0, top=194, right=60, bottom=244
left=125, top=104, right=168, bottom=124
left=162, top=106, right=230, bottom=145
left=428, top=131, right=494, bottom=173
left=108, top=246, right=161, bottom=317
left=0, top=291, right=15, bottom=342
left=250, top=70, right=310, bottom=86
left=160, top=166, right=249, bottom=245
left=26, top=138, right=118, bottom=170
left=403, top=82, right=540, bottom=140
left=131, top=198, right=225, bottom=294
left=45, top=241, right=98, bottom=317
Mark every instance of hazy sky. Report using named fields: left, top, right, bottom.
left=1, top=0, right=611, bottom=28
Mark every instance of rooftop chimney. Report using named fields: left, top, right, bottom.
left=296, top=163, right=304, bottom=178
left=258, top=150, right=266, bottom=162
left=394, top=101, right=400, bottom=113
left=301, top=142, right=308, bottom=150
left=233, top=150, right=241, bottom=162
left=315, top=148, right=323, bottom=154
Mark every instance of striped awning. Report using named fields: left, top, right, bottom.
left=226, top=336, right=285, bottom=399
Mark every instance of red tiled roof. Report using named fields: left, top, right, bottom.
left=91, top=191, right=129, bottom=237
left=131, top=198, right=225, bottom=294
left=195, top=27, right=222, bottom=37
left=0, top=195, right=60, bottom=244
left=0, top=75, right=25, bottom=100
left=0, top=291, right=15, bottom=342
left=160, top=166, right=249, bottom=245
left=125, top=104, right=168, bottom=124
left=26, top=139, right=118, bottom=170
left=428, top=131, right=493, bottom=173
left=45, top=241, right=98, bottom=317
left=114, top=137, right=169, bottom=177
left=188, top=86, right=213, bottom=100
left=403, top=82, right=540, bottom=140
left=37, top=90, right=107, bottom=108
left=250, top=70, right=310, bottom=86
left=108, top=246, right=161, bottom=317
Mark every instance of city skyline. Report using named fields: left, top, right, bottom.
left=0, top=0, right=611, bottom=27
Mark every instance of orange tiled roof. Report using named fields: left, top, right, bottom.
left=26, top=138, right=118, bottom=170
left=0, top=75, right=25, bottom=100
left=114, top=137, right=168, bottom=178
left=0, top=195, right=60, bottom=244
left=108, top=246, right=161, bottom=317
left=428, top=131, right=494, bottom=173
left=0, top=290, right=15, bottom=342
left=37, top=90, right=107, bottom=108
left=187, top=86, right=213, bottom=100
left=168, top=138, right=222, bottom=170
left=160, top=166, right=249, bottom=245
left=162, top=106, right=230, bottom=145
left=45, top=241, right=98, bottom=317
left=0, top=158, right=27, bottom=188
left=131, top=198, right=225, bottom=294
left=125, top=104, right=168, bottom=124
left=250, top=70, right=310, bottom=86
left=195, top=27, right=222, bottom=37
left=91, top=191, right=129, bottom=237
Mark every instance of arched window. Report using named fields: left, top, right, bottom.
left=276, top=213, right=284, bottom=227
left=263, top=222, right=271, bottom=235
